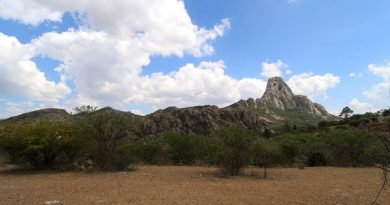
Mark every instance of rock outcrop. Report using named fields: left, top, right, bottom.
left=0, top=77, right=334, bottom=138
left=257, top=77, right=332, bottom=119
left=136, top=105, right=269, bottom=138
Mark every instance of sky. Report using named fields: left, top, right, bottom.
left=0, top=0, right=390, bottom=118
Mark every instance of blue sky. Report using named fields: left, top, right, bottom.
left=0, top=0, right=389, bottom=118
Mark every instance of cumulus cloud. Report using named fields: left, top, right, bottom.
left=136, top=61, right=266, bottom=109
left=260, top=60, right=289, bottom=78
left=0, top=33, right=70, bottom=103
left=364, top=63, right=390, bottom=103
left=0, top=0, right=230, bottom=111
left=287, top=73, right=341, bottom=100
left=0, top=0, right=341, bottom=118
left=349, top=98, right=374, bottom=114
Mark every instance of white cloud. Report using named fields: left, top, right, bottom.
left=349, top=98, right=374, bottom=114
left=287, top=73, right=341, bottom=100
left=0, top=0, right=63, bottom=25
left=0, top=1, right=342, bottom=118
left=260, top=60, right=289, bottom=78
left=364, top=63, right=390, bottom=105
left=349, top=72, right=363, bottom=78
left=368, top=62, right=390, bottom=81
left=0, top=1, right=230, bottom=111
left=0, top=33, right=71, bottom=103
left=0, top=100, right=36, bottom=119
left=136, top=61, right=266, bottom=109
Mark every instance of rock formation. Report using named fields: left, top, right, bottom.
left=0, top=77, right=334, bottom=137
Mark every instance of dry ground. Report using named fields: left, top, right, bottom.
left=0, top=165, right=389, bottom=205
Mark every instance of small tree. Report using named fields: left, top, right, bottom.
left=215, top=126, right=256, bottom=176
left=252, top=139, right=282, bottom=178
left=83, top=110, right=130, bottom=171
left=73, top=105, right=98, bottom=114
left=339, top=106, right=354, bottom=119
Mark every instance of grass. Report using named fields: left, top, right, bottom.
left=0, top=165, right=388, bottom=205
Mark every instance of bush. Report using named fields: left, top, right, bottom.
left=163, top=133, right=195, bottom=165
left=191, top=135, right=219, bottom=165
left=0, top=121, right=81, bottom=168
left=130, top=140, right=167, bottom=164
left=252, top=139, right=282, bottom=178
left=82, top=110, right=132, bottom=171
left=322, top=129, right=374, bottom=167
left=214, top=126, right=257, bottom=176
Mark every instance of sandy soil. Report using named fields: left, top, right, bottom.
left=0, top=165, right=389, bottom=205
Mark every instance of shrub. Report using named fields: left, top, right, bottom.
left=322, top=129, right=374, bottom=167
left=214, top=126, right=256, bottom=176
left=0, top=121, right=81, bottom=168
left=82, top=110, right=131, bottom=171
left=163, top=133, right=195, bottom=165
left=252, top=139, right=282, bottom=178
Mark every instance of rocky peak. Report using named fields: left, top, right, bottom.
left=256, top=77, right=332, bottom=119
left=258, top=77, right=296, bottom=110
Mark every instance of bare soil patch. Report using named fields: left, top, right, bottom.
left=0, top=166, right=388, bottom=205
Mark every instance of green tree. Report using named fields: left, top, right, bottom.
left=0, top=121, right=81, bottom=168
left=73, top=105, right=98, bottom=114
left=215, top=126, right=256, bottom=176
left=252, top=139, right=282, bottom=178
left=339, top=106, right=354, bottom=119
left=83, top=110, right=131, bottom=171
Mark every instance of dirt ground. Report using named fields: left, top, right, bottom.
left=0, top=165, right=389, bottom=205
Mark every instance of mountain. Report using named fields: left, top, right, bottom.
left=136, top=105, right=269, bottom=138
left=226, top=77, right=334, bottom=128
left=0, top=77, right=334, bottom=137
left=0, top=108, right=72, bottom=125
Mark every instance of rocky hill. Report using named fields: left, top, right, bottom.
left=136, top=105, right=269, bottom=138
left=0, top=108, right=72, bottom=125
left=227, top=77, right=334, bottom=128
left=0, top=77, right=335, bottom=137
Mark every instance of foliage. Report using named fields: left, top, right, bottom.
left=321, top=129, right=374, bottom=167
left=0, top=121, right=81, bottom=168
left=82, top=110, right=131, bottom=171
left=129, top=140, right=166, bottom=164
left=252, top=139, right=282, bottom=178
left=214, top=126, right=257, bottom=176
left=191, top=135, right=219, bottom=165
left=73, top=105, right=98, bottom=114
left=163, top=133, right=195, bottom=165
left=339, top=106, right=354, bottom=119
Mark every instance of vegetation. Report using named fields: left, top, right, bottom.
left=214, top=126, right=256, bottom=176
left=0, top=104, right=388, bottom=183
left=0, top=121, right=82, bottom=168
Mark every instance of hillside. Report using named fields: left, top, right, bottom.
left=0, top=77, right=335, bottom=137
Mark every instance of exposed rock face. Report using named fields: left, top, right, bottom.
left=258, top=77, right=332, bottom=119
left=258, top=77, right=296, bottom=110
left=136, top=105, right=269, bottom=138
left=0, top=77, right=333, bottom=138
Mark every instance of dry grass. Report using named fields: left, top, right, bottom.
left=0, top=165, right=389, bottom=205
